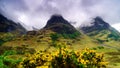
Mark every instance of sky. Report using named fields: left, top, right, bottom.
left=0, top=0, right=120, bottom=31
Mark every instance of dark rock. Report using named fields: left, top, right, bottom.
left=0, top=13, right=26, bottom=34
left=44, top=14, right=79, bottom=34
left=81, top=16, right=110, bottom=33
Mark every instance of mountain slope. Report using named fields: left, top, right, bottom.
left=80, top=16, right=120, bottom=46
left=3, top=15, right=100, bottom=49
left=0, top=15, right=120, bottom=68
left=44, top=15, right=79, bottom=34
left=81, top=17, right=110, bottom=33
left=0, top=13, right=26, bottom=34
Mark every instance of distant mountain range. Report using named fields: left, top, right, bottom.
left=0, top=13, right=120, bottom=68
left=0, top=13, right=120, bottom=46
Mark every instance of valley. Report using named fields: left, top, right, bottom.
left=0, top=14, right=120, bottom=68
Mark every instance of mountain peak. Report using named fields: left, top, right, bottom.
left=81, top=16, right=110, bottom=33
left=44, top=14, right=69, bottom=28
left=94, top=16, right=103, bottom=22
left=48, top=14, right=65, bottom=23
left=50, top=14, right=63, bottom=20
left=93, top=16, right=109, bottom=27
left=44, top=14, right=79, bottom=34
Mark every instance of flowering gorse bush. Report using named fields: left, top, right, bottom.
left=22, top=45, right=107, bottom=68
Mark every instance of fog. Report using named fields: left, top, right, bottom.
left=0, top=0, right=120, bottom=31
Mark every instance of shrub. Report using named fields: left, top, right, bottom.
left=50, top=33, right=61, bottom=47
left=62, top=32, right=80, bottom=39
left=96, top=39, right=104, bottom=43
left=0, top=39, right=5, bottom=46
left=3, top=50, right=16, bottom=56
left=97, top=46, right=104, bottom=49
left=22, top=44, right=108, bottom=68
left=2, top=33, right=15, bottom=42
left=50, top=33, right=60, bottom=42
left=0, top=33, right=15, bottom=46
left=0, top=50, right=22, bottom=68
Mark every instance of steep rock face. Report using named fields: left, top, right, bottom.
left=44, top=15, right=79, bottom=34
left=81, top=17, right=110, bottom=33
left=0, top=13, right=26, bottom=34
left=81, top=16, right=120, bottom=43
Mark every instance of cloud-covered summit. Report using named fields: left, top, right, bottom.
left=0, top=0, right=120, bottom=31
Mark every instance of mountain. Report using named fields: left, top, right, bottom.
left=80, top=16, right=120, bottom=46
left=1, top=14, right=120, bottom=68
left=44, top=14, right=79, bottom=34
left=81, top=17, right=110, bottom=33
left=0, top=13, right=26, bottom=34
left=4, top=14, right=99, bottom=50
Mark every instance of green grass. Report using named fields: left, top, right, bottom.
left=0, top=50, right=22, bottom=68
left=0, top=30, right=120, bottom=68
left=90, top=46, right=120, bottom=68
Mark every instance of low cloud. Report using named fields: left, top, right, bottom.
left=0, top=0, right=120, bottom=31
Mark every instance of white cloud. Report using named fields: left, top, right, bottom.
left=18, top=13, right=29, bottom=24
left=112, top=23, right=120, bottom=32
left=0, top=0, right=120, bottom=31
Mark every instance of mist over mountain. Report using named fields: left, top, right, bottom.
left=81, top=17, right=110, bottom=33
left=0, top=13, right=26, bottom=34
left=0, top=1, right=120, bottom=68
left=44, top=14, right=79, bottom=34
left=0, top=0, right=120, bottom=31
left=81, top=16, right=120, bottom=42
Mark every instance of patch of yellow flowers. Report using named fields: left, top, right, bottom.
left=21, top=45, right=108, bottom=68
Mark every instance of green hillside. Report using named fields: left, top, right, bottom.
left=0, top=15, right=120, bottom=68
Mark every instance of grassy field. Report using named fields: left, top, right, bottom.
left=0, top=31, right=120, bottom=68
